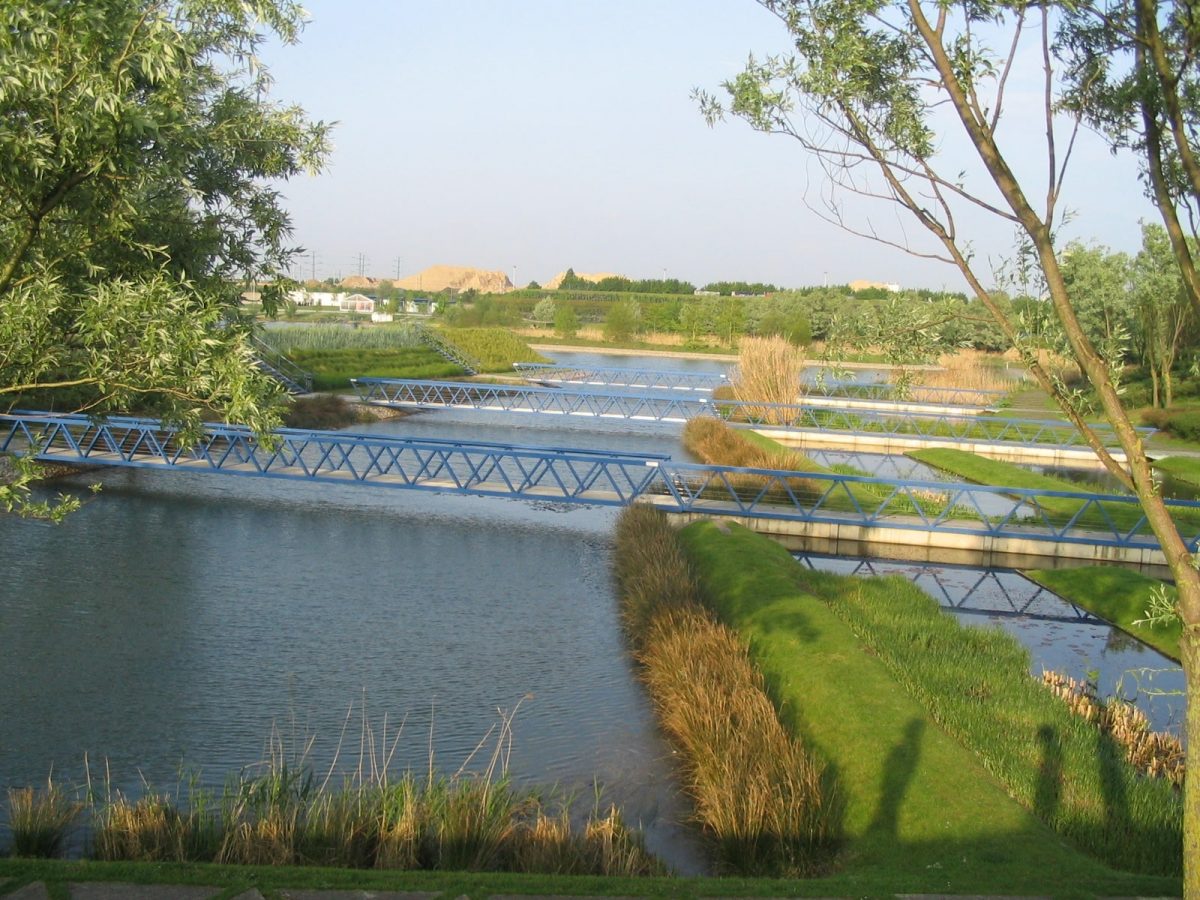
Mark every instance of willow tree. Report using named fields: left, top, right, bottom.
left=0, top=0, right=331, bottom=514
left=698, top=0, right=1198, bottom=888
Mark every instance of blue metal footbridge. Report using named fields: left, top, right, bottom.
left=511, top=362, right=1007, bottom=408
left=3, top=411, right=1193, bottom=565
left=350, top=377, right=1142, bottom=455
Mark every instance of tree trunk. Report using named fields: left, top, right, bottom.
left=1183, top=618, right=1200, bottom=900
left=1151, top=364, right=1161, bottom=408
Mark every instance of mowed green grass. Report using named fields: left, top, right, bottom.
left=1024, top=566, right=1182, bottom=661
left=676, top=521, right=1181, bottom=891
left=1151, top=454, right=1200, bottom=487
left=909, top=447, right=1200, bottom=534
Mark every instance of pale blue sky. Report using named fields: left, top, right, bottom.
left=261, top=2, right=1155, bottom=290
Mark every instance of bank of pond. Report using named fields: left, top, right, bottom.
left=3, top=509, right=1184, bottom=896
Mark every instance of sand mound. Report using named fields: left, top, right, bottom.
left=394, top=265, right=513, bottom=293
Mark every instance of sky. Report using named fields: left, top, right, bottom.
left=258, top=1, right=1156, bottom=291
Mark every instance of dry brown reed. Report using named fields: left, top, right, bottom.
left=1001, top=347, right=1082, bottom=385
left=614, top=506, right=837, bottom=876
left=1041, top=670, right=1185, bottom=788
left=680, top=418, right=822, bottom=504
left=729, top=336, right=803, bottom=423
left=898, top=349, right=1016, bottom=400
left=93, top=794, right=190, bottom=862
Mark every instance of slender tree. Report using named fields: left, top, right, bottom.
left=699, top=0, right=1198, bottom=888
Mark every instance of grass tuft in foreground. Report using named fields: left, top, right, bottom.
left=6, top=780, right=82, bottom=859
left=6, top=718, right=662, bottom=877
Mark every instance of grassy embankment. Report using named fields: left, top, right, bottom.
left=261, top=325, right=460, bottom=389
left=1151, top=453, right=1200, bottom=486
left=909, top=446, right=1200, bottom=534
left=260, top=325, right=548, bottom=390
left=682, top=418, right=980, bottom=521
left=611, top=508, right=1179, bottom=892
left=676, top=520, right=1181, bottom=884
left=1023, top=566, right=1182, bottom=661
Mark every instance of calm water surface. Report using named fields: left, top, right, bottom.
left=0, top=348, right=1176, bottom=864
left=0, top=411, right=707, bottom=871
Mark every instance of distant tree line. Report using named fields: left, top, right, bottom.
left=557, top=268, right=696, bottom=294
left=698, top=281, right=780, bottom=295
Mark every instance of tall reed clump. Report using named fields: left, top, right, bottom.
left=6, top=779, right=82, bottom=858
left=56, top=714, right=662, bottom=875
left=613, top=505, right=837, bottom=876
left=907, top=349, right=1019, bottom=399
left=729, top=335, right=803, bottom=424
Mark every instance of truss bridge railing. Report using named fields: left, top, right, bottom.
left=513, top=362, right=726, bottom=393
left=5, top=411, right=1195, bottom=558
left=803, top=380, right=1007, bottom=408
left=353, top=378, right=709, bottom=422
left=794, top=554, right=1100, bottom=624
left=514, top=361, right=1006, bottom=408
left=250, top=336, right=312, bottom=394
left=350, top=377, right=1144, bottom=453
left=412, top=324, right=481, bottom=375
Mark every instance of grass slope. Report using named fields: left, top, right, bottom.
left=676, top=521, right=1179, bottom=892
left=438, top=327, right=550, bottom=372
left=1024, top=567, right=1182, bottom=661
left=1151, top=454, right=1200, bottom=487
left=909, top=446, right=1200, bottom=534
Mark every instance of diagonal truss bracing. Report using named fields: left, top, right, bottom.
left=351, top=378, right=1146, bottom=453
left=511, top=361, right=1006, bottom=407
left=3, top=412, right=1193, bottom=556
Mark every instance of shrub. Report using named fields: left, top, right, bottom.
left=1140, top=404, right=1200, bottom=441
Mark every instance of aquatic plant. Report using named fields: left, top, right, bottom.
left=614, top=505, right=837, bottom=876
left=5, top=778, right=81, bottom=858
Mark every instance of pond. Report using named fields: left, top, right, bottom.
left=0, top=347, right=1177, bottom=868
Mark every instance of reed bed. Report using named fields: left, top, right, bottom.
left=613, top=505, right=837, bottom=876
left=1041, top=671, right=1185, bottom=789
left=4, top=718, right=662, bottom=876
left=802, top=569, right=1183, bottom=875
left=729, top=336, right=803, bottom=423
left=260, top=324, right=424, bottom=353
left=903, top=349, right=1019, bottom=397
left=5, top=779, right=82, bottom=858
